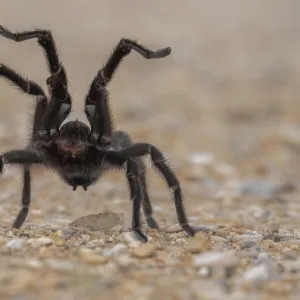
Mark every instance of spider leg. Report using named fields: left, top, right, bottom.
left=110, top=131, right=159, bottom=229
left=125, top=159, right=147, bottom=242
left=107, top=143, right=196, bottom=237
left=0, top=25, right=72, bottom=137
left=0, top=150, right=43, bottom=229
left=12, top=168, right=30, bottom=229
left=85, top=39, right=171, bottom=145
left=0, top=25, right=67, bottom=86
left=0, top=64, right=46, bottom=97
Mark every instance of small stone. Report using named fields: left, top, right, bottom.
left=103, top=243, right=127, bottom=256
left=45, top=259, right=76, bottom=271
left=27, top=237, right=53, bottom=247
left=5, top=238, right=25, bottom=249
left=243, top=261, right=280, bottom=282
left=0, top=236, right=7, bottom=246
left=193, top=251, right=238, bottom=268
left=186, top=232, right=212, bottom=253
left=6, top=230, right=15, bottom=237
left=79, top=248, right=107, bottom=265
left=282, top=247, right=297, bottom=260
left=167, top=224, right=184, bottom=233
left=132, top=242, right=156, bottom=258
left=267, top=222, right=280, bottom=233
left=294, top=231, right=300, bottom=239
left=37, top=237, right=53, bottom=246
left=27, top=259, right=43, bottom=269
left=238, top=240, right=258, bottom=249
left=234, top=233, right=263, bottom=243
left=211, top=236, right=228, bottom=243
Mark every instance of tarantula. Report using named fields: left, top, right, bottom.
left=0, top=25, right=197, bottom=242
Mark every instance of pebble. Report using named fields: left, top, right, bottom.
left=45, top=259, right=76, bottom=271
left=243, top=261, right=280, bottom=282
left=79, top=248, right=107, bottom=265
left=5, top=238, right=25, bottom=249
left=234, top=233, right=263, bottom=243
left=282, top=247, right=297, bottom=260
left=238, top=240, right=258, bottom=249
left=211, top=236, right=228, bottom=243
left=0, top=236, right=7, bottom=246
left=132, top=242, right=157, bottom=258
left=193, top=251, right=238, bottom=268
left=186, top=232, right=212, bottom=253
left=266, top=222, right=280, bottom=233
left=167, top=224, right=184, bottom=233
left=103, top=243, right=127, bottom=256
left=26, top=237, right=53, bottom=247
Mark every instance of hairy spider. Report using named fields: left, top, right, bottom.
left=0, top=25, right=197, bottom=242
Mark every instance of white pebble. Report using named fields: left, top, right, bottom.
left=5, top=238, right=25, bottom=249
left=103, top=243, right=127, bottom=256
left=193, top=251, right=237, bottom=268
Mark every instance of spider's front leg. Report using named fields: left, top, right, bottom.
left=0, top=150, right=43, bottom=229
left=108, top=143, right=196, bottom=237
left=0, top=25, right=68, bottom=86
left=84, top=38, right=171, bottom=146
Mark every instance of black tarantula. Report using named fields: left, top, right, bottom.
left=0, top=25, right=197, bottom=242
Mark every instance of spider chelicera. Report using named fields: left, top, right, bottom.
left=0, top=25, right=197, bottom=242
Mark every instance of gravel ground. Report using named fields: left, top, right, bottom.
left=1, top=1, right=300, bottom=299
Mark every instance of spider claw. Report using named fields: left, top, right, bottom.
left=73, top=186, right=77, bottom=191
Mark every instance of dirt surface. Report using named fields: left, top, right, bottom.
left=1, top=1, right=300, bottom=299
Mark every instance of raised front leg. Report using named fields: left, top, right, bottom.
left=85, top=38, right=171, bottom=145
left=0, top=25, right=68, bottom=86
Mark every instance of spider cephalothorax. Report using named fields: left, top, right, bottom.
left=0, top=25, right=198, bottom=242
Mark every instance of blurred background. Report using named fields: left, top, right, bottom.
left=1, top=0, right=300, bottom=227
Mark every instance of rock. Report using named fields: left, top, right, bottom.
left=167, top=224, right=184, bottom=233
left=103, top=243, right=127, bottom=256
left=69, top=212, right=124, bottom=231
left=239, top=180, right=285, bottom=198
left=4, top=238, right=25, bottom=249
left=45, top=259, right=76, bottom=271
left=243, top=261, right=280, bottom=283
left=282, top=247, right=297, bottom=260
left=193, top=251, right=238, bottom=268
left=79, top=248, right=107, bottom=265
left=27, top=237, right=53, bottom=247
left=0, top=236, right=7, bottom=246
left=234, top=233, right=263, bottom=243
left=215, top=228, right=231, bottom=238
left=211, top=236, right=228, bottom=243
left=266, top=222, right=280, bottom=233
left=186, top=232, right=212, bottom=253
left=132, top=242, right=156, bottom=258
left=238, top=240, right=258, bottom=249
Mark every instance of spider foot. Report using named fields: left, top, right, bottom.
left=12, top=207, right=29, bottom=229
left=181, top=224, right=197, bottom=237
left=0, top=25, right=16, bottom=40
left=0, top=155, right=3, bottom=174
left=149, top=47, right=172, bottom=59
left=133, top=228, right=148, bottom=243
left=146, top=215, right=159, bottom=229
